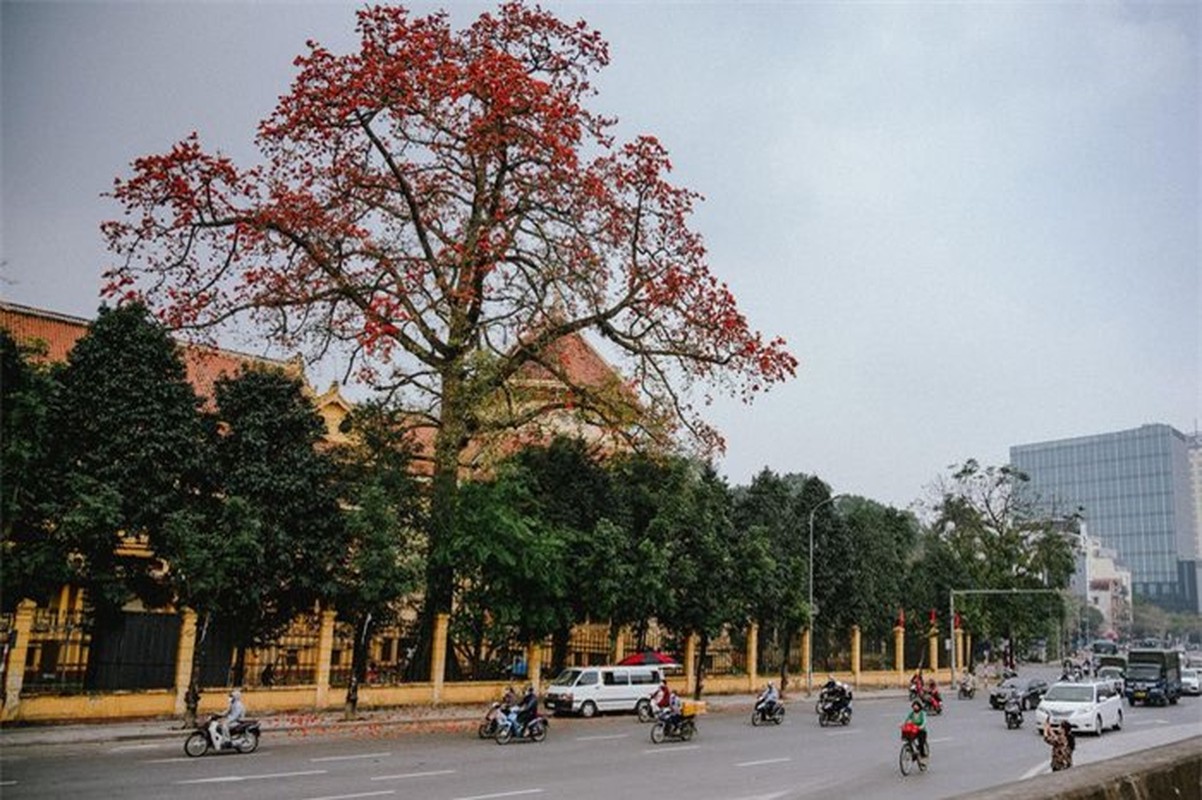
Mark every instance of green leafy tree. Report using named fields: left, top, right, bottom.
left=208, top=367, right=349, bottom=683
left=912, top=460, right=1076, bottom=662
left=654, top=461, right=740, bottom=698
left=48, top=304, right=205, bottom=644
left=0, top=330, right=68, bottom=609
left=329, top=402, right=425, bottom=718
left=732, top=469, right=808, bottom=690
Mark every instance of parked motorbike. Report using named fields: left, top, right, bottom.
left=1003, top=695, right=1024, bottom=729
left=494, top=708, right=548, bottom=745
left=650, top=708, right=696, bottom=743
left=478, top=701, right=510, bottom=739
left=816, top=691, right=852, bottom=727
left=184, top=715, right=261, bottom=757
left=750, top=697, right=785, bottom=726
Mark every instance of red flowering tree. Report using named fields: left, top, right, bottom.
left=103, top=2, right=797, bottom=672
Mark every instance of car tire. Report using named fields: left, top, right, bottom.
left=580, top=701, right=598, bottom=719
left=1095, top=715, right=1102, bottom=736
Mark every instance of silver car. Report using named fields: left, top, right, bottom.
left=1181, top=668, right=1200, bottom=696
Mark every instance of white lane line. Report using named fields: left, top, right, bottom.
left=576, top=733, right=629, bottom=741
left=452, top=791, right=543, bottom=800
left=110, top=743, right=169, bottom=752
left=736, top=757, right=791, bottom=767
left=0, top=780, right=17, bottom=787
left=302, top=792, right=396, bottom=800
left=146, top=757, right=196, bottom=764
left=1131, top=719, right=1169, bottom=726
left=371, top=769, right=456, bottom=781
left=929, top=736, right=953, bottom=743
left=731, top=794, right=790, bottom=800
left=825, top=729, right=859, bottom=736
left=311, top=751, right=392, bottom=762
left=642, top=744, right=701, bottom=754
left=1020, top=761, right=1049, bottom=780
left=177, top=769, right=327, bottom=784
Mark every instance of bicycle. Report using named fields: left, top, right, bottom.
left=898, top=725, right=928, bottom=776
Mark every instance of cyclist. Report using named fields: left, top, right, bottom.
left=903, top=699, right=928, bottom=760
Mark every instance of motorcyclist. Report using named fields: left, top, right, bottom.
left=821, top=674, right=851, bottom=715
left=501, top=684, right=517, bottom=709
left=1003, top=687, right=1023, bottom=725
left=514, top=684, right=539, bottom=733
left=665, top=689, right=685, bottom=731
left=209, top=689, right=245, bottom=749
left=925, top=678, right=942, bottom=711
left=651, top=678, right=673, bottom=712
left=756, top=681, right=780, bottom=716
left=958, top=671, right=976, bottom=696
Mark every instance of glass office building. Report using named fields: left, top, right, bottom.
left=1010, top=424, right=1199, bottom=612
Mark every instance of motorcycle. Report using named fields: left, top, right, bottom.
left=910, top=689, right=942, bottom=715
left=1003, top=695, right=1024, bottom=729
left=957, top=677, right=976, bottom=700
left=750, top=697, right=785, bottom=726
left=478, top=701, right=510, bottom=739
left=494, top=708, right=549, bottom=745
left=816, top=690, right=852, bottom=727
left=184, top=715, right=261, bottom=757
left=650, top=708, right=696, bottom=743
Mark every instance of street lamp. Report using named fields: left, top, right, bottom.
left=807, top=493, right=844, bottom=694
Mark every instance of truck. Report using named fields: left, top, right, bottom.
left=1124, top=648, right=1181, bottom=706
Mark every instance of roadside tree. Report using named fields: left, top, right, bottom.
left=102, top=3, right=797, bottom=674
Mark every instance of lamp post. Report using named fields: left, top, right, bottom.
left=807, top=493, right=844, bottom=694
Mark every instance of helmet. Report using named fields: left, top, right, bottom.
left=230, top=689, right=242, bottom=700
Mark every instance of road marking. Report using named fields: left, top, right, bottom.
left=730, top=793, right=790, bottom=800
left=929, top=736, right=953, bottom=743
left=371, top=770, right=456, bottom=781
left=737, top=757, right=791, bottom=767
left=177, top=769, right=327, bottom=784
left=1131, top=719, right=1169, bottom=726
left=110, top=743, right=169, bottom=752
left=0, top=780, right=17, bottom=787
left=451, top=791, right=543, bottom=800
left=311, top=751, right=392, bottom=762
left=1020, top=761, right=1049, bottom=780
left=576, top=733, right=629, bottom=741
left=302, top=793, right=396, bottom=800
left=146, top=757, right=197, bottom=764
left=642, top=744, right=701, bottom=754
left=825, top=729, right=859, bottom=736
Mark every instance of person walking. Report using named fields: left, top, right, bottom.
left=1042, top=719, right=1075, bottom=771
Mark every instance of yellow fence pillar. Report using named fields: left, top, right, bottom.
left=746, top=623, right=758, bottom=692
left=893, top=625, right=905, bottom=683
left=800, top=628, right=811, bottom=691
left=173, top=608, right=198, bottom=715
left=314, top=608, right=337, bottom=708
left=965, top=632, right=973, bottom=670
left=851, top=625, right=862, bottom=688
left=525, top=641, right=543, bottom=692
left=431, top=612, right=449, bottom=703
left=927, top=628, right=939, bottom=674
left=683, top=633, right=698, bottom=696
left=3, top=600, right=37, bottom=719
left=612, top=627, right=625, bottom=664
left=954, top=628, right=965, bottom=681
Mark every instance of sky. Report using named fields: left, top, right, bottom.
left=2, top=1, right=1198, bottom=509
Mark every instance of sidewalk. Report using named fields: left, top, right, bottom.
left=0, top=687, right=909, bottom=749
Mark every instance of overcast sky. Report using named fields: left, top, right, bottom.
left=2, top=1, right=1198, bottom=508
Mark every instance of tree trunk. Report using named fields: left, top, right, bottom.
left=551, top=627, right=570, bottom=676
left=344, top=613, right=371, bottom=720
left=694, top=631, right=709, bottom=700
left=406, top=375, right=467, bottom=681
left=182, top=612, right=210, bottom=729
left=779, top=632, right=792, bottom=695
left=232, top=646, right=247, bottom=687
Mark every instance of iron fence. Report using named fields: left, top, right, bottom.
left=22, top=609, right=91, bottom=694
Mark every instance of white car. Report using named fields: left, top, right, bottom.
left=1182, top=668, right=1200, bottom=696
left=1035, top=680, right=1123, bottom=735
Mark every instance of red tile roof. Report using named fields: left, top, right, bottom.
left=0, top=301, right=295, bottom=402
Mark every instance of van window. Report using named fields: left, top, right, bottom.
left=551, top=669, right=582, bottom=687
left=577, top=670, right=598, bottom=686
left=630, top=671, right=659, bottom=685
left=602, top=670, right=629, bottom=686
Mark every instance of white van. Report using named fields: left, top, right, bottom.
left=543, top=665, right=663, bottom=717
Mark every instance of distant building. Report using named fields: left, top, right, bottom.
left=1010, top=424, right=1200, bottom=613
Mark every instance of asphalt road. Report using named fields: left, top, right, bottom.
left=1, top=689, right=1198, bottom=799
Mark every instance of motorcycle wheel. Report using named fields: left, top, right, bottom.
left=184, top=732, right=209, bottom=758
left=818, top=711, right=828, bottom=727
left=495, top=725, right=513, bottom=745
left=680, top=719, right=696, bottom=741
left=636, top=700, right=653, bottom=723
left=840, top=709, right=851, bottom=726
left=750, top=709, right=762, bottom=726
left=772, top=707, right=785, bottom=725
left=478, top=722, right=492, bottom=739
left=650, top=721, right=666, bottom=744
left=234, top=730, right=260, bottom=754
left=530, top=721, right=547, bottom=743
